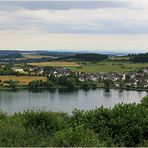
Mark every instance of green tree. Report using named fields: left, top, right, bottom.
left=48, top=73, right=57, bottom=83
left=81, top=81, right=91, bottom=90
left=141, top=96, right=148, bottom=107
left=8, top=79, right=19, bottom=89
left=52, top=125, right=100, bottom=147
left=103, top=79, right=111, bottom=89
left=65, top=77, right=76, bottom=89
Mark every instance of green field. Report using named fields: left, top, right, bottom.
left=27, top=60, right=148, bottom=73
left=68, top=61, right=148, bottom=73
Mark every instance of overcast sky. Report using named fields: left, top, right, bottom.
left=0, top=0, right=148, bottom=53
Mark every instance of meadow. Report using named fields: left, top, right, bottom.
left=68, top=61, right=148, bottom=73
left=27, top=61, right=148, bottom=73
left=0, top=76, right=47, bottom=84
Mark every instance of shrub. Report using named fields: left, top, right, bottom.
left=23, top=111, right=69, bottom=135
left=52, top=125, right=101, bottom=147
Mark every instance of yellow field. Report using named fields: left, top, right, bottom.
left=15, top=55, right=51, bottom=61
left=0, top=76, right=47, bottom=84
left=24, top=55, right=50, bottom=59
left=28, top=61, right=80, bottom=67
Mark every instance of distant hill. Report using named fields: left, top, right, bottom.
left=58, top=53, right=108, bottom=62
left=0, top=52, right=23, bottom=59
left=131, top=53, right=148, bottom=62
left=0, top=50, right=19, bottom=56
left=36, top=51, right=75, bottom=58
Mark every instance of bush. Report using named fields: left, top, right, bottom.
left=141, top=96, right=148, bottom=107
left=52, top=125, right=101, bottom=147
left=0, top=110, right=7, bottom=120
left=0, top=96, right=147, bottom=147
left=23, top=111, right=69, bottom=135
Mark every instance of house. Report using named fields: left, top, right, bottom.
left=115, top=84, right=120, bottom=87
left=12, top=67, right=24, bottom=72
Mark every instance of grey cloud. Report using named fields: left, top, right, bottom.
left=0, top=1, right=147, bottom=34
left=0, top=1, right=128, bottom=10
left=1, top=18, right=148, bottom=34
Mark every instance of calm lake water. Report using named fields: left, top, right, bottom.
left=0, top=89, right=147, bottom=114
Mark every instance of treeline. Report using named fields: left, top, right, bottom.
left=28, top=74, right=98, bottom=90
left=0, top=96, right=147, bottom=147
left=0, top=53, right=23, bottom=59
left=0, top=67, right=17, bottom=75
left=74, top=53, right=108, bottom=62
left=58, top=53, right=108, bottom=62
left=129, top=53, right=148, bottom=62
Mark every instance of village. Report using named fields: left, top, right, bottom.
left=0, top=63, right=147, bottom=90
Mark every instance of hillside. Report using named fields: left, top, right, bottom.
left=131, top=53, right=148, bottom=62
left=58, top=53, right=108, bottom=62
left=0, top=52, right=23, bottom=60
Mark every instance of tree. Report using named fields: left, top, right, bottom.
left=48, top=73, right=57, bottom=83
left=66, top=77, right=76, bottom=89
left=81, top=81, right=91, bottom=90
left=141, top=96, right=148, bottom=107
left=52, top=125, right=100, bottom=147
left=103, top=79, right=111, bottom=89
left=8, top=79, right=19, bottom=89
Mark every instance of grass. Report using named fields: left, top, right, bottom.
left=28, top=61, right=80, bottom=67
left=0, top=76, right=47, bottom=84
left=109, top=56, right=130, bottom=61
left=28, top=60, right=148, bottom=73
left=68, top=61, right=148, bottom=73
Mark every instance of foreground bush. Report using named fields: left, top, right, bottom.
left=0, top=96, right=147, bottom=147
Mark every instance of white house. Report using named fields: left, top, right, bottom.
left=12, top=67, right=24, bottom=72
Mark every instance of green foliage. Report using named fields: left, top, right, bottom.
left=0, top=96, right=147, bottom=147
left=48, top=73, right=57, bottom=83
left=0, top=53, right=23, bottom=60
left=52, top=125, right=100, bottom=147
left=81, top=80, right=97, bottom=90
left=141, top=96, right=148, bottom=107
left=0, top=110, right=7, bottom=120
left=23, top=111, right=69, bottom=135
left=65, top=77, right=76, bottom=89
left=60, top=53, right=108, bottom=62
left=28, top=80, right=55, bottom=89
left=74, top=53, right=108, bottom=62
left=81, top=80, right=91, bottom=90
left=103, top=79, right=112, bottom=89
left=132, top=53, right=148, bottom=62
left=8, top=79, right=19, bottom=89
left=0, top=67, right=16, bottom=75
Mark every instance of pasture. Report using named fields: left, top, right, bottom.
left=68, top=61, right=148, bottom=73
left=27, top=61, right=148, bottom=73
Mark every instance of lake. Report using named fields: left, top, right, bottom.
left=0, top=89, right=147, bottom=114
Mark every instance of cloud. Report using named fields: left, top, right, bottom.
left=0, top=4, right=148, bottom=34
left=0, top=1, right=148, bottom=51
left=0, top=1, right=128, bottom=10
left=0, top=30, right=148, bottom=52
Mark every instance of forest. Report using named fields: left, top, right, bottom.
left=131, top=53, right=148, bottom=62
left=0, top=96, right=147, bottom=147
left=58, top=53, right=109, bottom=62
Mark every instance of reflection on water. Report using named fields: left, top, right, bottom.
left=0, top=89, right=147, bottom=114
left=103, top=89, right=111, bottom=97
